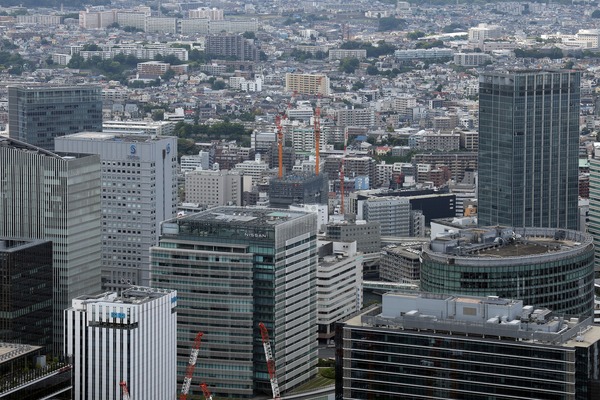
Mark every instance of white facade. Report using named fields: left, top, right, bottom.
left=317, top=241, right=363, bottom=339
left=468, top=23, right=502, bottom=43
left=65, top=287, right=177, bottom=400
left=233, top=158, right=269, bottom=183
left=55, top=132, right=178, bottom=292
left=180, top=150, right=211, bottom=171
left=189, top=7, right=224, bottom=20
left=102, top=120, right=175, bottom=136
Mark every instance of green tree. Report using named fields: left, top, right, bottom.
left=152, top=110, right=165, bottom=121
left=211, top=80, right=226, bottom=90
left=339, top=57, right=360, bottom=73
left=378, top=17, right=406, bottom=32
left=242, top=31, right=256, bottom=39
left=407, top=31, right=425, bottom=40
left=366, top=65, right=379, bottom=75
left=161, top=69, right=176, bottom=81
left=592, top=9, right=600, bottom=18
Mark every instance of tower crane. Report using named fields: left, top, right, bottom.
left=180, top=331, right=204, bottom=400
left=199, top=383, right=213, bottom=400
left=258, top=322, right=281, bottom=400
left=119, top=381, right=131, bottom=400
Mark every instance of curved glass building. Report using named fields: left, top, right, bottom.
left=421, top=227, right=594, bottom=317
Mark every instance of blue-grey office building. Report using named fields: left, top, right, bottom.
left=151, top=207, right=318, bottom=399
left=478, top=70, right=580, bottom=229
left=8, top=85, right=102, bottom=151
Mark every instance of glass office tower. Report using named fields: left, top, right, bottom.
left=8, top=85, right=102, bottom=151
left=478, top=70, right=580, bottom=230
left=151, top=207, right=318, bottom=399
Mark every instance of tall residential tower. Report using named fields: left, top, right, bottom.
left=478, top=70, right=580, bottom=229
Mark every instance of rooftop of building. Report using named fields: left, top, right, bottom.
left=345, top=292, right=596, bottom=347
left=0, top=344, right=42, bottom=364
left=58, top=131, right=173, bottom=143
left=73, top=286, right=174, bottom=308
left=7, top=83, right=101, bottom=90
left=167, top=206, right=309, bottom=228
left=0, top=137, right=66, bottom=159
left=426, top=226, right=593, bottom=258
left=0, top=238, right=49, bottom=252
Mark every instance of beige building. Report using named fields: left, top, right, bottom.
left=184, top=169, right=246, bottom=207
left=285, top=73, right=330, bottom=96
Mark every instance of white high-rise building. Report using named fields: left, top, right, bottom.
left=316, top=240, right=362, bottom=340
left=55, top=132, right=178, bottom=292
left=65, top=287, right=177, bottom=400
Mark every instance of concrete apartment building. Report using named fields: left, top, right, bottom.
left=285, top=73, right=330, bottom=96
left=0, top=137, right=102, bottom=353
left=205, top=34, right=259, bottom=62
left=55, top=132, right=178, bottom=292
left=336, top=109, right=375, bottom=128
left=65, top=287, right=177, bottom=400
left=150, top=207, right=318, bottom=398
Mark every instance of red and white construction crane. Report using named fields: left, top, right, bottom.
left=119, top=381, right=131, bottom=400
left=258, top=322, right=281, bottom=400
left=179, top=331, right=204, bottom=400
left=199, top=383, right=213, bottom=400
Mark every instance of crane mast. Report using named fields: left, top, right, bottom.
left=180, top=332, right=204, bottom=400
left=258, top=322, right=281, bottom=400
left=120, top=381, right=131, bottom=400
left=276, top=114, right=284, bottom=178
left=200, top=383, right=213, bottom=400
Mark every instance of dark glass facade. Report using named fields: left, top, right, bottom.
left=151, top=207, right=318, bottom=399
left=421, top=228, right=595, bottom=317
left=0, top=239, right=53, bottom=353
left=8, top=85, right=102, bottom=151
left=478, top=71, right=580, bottom=230
left=336, top=322, right=600, bottom=400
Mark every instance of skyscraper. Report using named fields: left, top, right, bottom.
left=0, top=238, right=53, bottom=353
left=478, top=70, right=580, bottom=229
left=0, top=137, right=102, bottom=354
left=8, top=85, right=102, bottom=151
left=151, top=207, right=318, bottom=398
left=55, top=132, right=178, bottom=292
left=65, top=287, right=177, bottom=400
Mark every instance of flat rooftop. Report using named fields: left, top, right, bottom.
left=172, top=206, right=308, bottom=228
left=75, top=286, right=174, bottom=306
left=0, top=344, right=41, bottom=364
left=59, top=131, right=168, bottom=143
